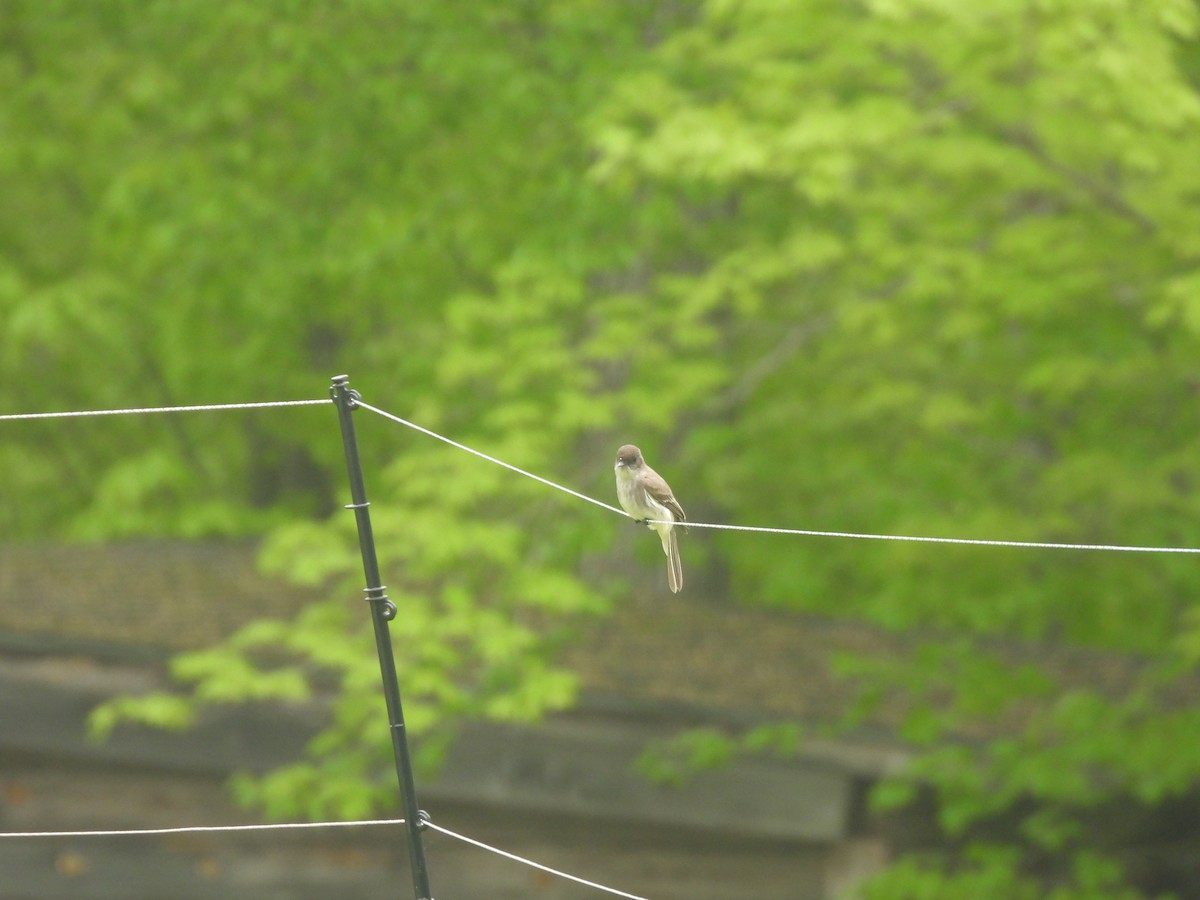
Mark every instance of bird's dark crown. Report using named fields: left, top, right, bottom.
left=615, top=444, right=643, bottom=466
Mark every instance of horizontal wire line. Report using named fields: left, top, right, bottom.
left=662, top=521, right=1200, bottom=553
left=426, top=821, right=652, bottom=900
left=359, top=399, right=1200, bottom=555
left=0, top=818, right=404, bottom=839
left=2, top=394, right=1193, bottom=554
left=2, top=817, right=655, bottom=899
left=0, top=398, right=330, bottom=421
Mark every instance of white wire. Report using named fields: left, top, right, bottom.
left=656, top=521, right=1200, bottom=553
left=0, top=399, right=330, bottom=421
left=0, top=818, right=404, bottom=838
left=3, top=816, right=655, bottom=898
left=356, top=399, right=1200, bottom=556
left=426, top=821, right=652, bottom=900
left=354, top=399, right=627, bottom=516
left=4, top=394, right=1195, bottom=554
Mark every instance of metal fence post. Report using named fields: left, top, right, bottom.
left=329, top=374, right=433, bottom=900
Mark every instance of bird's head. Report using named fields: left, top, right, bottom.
left=614, top=444, right=643, bottom=471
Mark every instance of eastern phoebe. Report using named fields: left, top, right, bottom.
left=614, top=444, right=685, bottom=593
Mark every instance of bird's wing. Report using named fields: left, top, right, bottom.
left=642, top=469, right=686, bottom=526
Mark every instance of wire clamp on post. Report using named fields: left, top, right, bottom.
left=417, top=810, right=432, bottom=832
left=328, top=375, right=361, bottom=409
left=363, top=585, right=397, bottom=620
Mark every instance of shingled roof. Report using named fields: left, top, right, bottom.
left=0, top=539, right=1155, bottom=740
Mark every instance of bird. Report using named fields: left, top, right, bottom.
left=614, top=444, right=685, bottom=593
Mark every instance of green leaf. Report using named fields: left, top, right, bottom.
left=88, top=692, right=196, bottom=740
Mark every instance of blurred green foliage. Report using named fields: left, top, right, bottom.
left=5, top=0, right=1200, bottom=895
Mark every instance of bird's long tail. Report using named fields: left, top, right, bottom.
left=666, top=528, right=683, bottom=594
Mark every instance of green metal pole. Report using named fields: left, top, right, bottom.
left=329, top=374, right=433, bottom=900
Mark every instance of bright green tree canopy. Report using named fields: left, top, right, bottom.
left=5, top=1, right=1200, bottom=895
